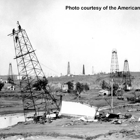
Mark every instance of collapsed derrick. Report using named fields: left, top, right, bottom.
left=8, top=22, right=62, bottom=121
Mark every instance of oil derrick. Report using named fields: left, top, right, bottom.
left=110, top=49, right=119, bottom=77
left=7, top=63, right=14, bottom=85
left=92, top=66, right=94, bottom=75
left=67, top=62, right=70, bottom=76
left=123, top=59, right=131, bottom=90
left=83, top=65, right=85, bottom=75
left=9, top=22, right=61, bottom=120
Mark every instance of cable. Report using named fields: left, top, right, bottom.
left=40, top=62, right=60, bottom=75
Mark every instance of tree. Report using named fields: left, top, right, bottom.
left=0, top=82, right=4, bottom=91
left=101, top=80, right=111, bottom=90
left=32, top=76, right=48, bottom=90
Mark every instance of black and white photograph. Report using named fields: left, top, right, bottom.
left=0, top=0, right=140, bottom=140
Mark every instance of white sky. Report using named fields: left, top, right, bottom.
left=0, top=0, right=140, bottom=76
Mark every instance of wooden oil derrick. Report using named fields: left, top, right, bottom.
left=8, top=22, right=61, bottom=120
left=92, top=66, right=94, bottom=75
left=7, top=63, right=14, bottom=85
left=110, top=49, right=123, bottom=85
left=83, top=65, right=85, bottom=75
left=67, top=61, right=70, bottom=76
left=110, top=49, right=119, bottom=77
left=123, top=59, right=131, bottom=90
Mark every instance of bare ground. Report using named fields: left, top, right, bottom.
left=1, top=117, right=140, bottom=140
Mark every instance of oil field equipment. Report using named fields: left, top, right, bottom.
left=110, top=49, right=119, bottom=77
left=7, top=63, right=14, bottom=85
left=122, top=59, right=132, bottom=91
left=8, top=22, right=62, bottom=121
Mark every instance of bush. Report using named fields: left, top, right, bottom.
left=84, top=83, right=89, bottom=91
left=0, top=82, right=4, bottom=91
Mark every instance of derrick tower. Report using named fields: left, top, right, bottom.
left=92, top=66, right=94, bottom=75
left=9, top=22, right=61, bottom=120
left=110, top=49, right=119, bottom=77
left=67, top=61, right=70, bottom=76
left=7, top=63, right=14, bottom=85
left=83, top=65, right=85, bottom=75
left=123, top=59, right=131, bottom=86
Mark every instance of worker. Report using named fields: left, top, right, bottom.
left=18, top=24, right=21, bottom=31
left=33, top=113, right=39, bottom=123
left=15, top=36, right=18, bottom=43
left=17, top=21, right=22, bottom=31
left=41, top=113, right=46, bottom=124
left=12, top=28, right=15, bottom=35
left=41, top=76, right=48, bottom=89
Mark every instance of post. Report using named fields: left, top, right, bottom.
left=111, top=79, right=114, bottom=113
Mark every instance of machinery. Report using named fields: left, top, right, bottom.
left=8, top=22, right=62, bottom=121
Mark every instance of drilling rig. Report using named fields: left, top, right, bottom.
left=122, top=59, right=132, bottom=91
left=110, top=49, right=119, bottom=78
left=7, top=63, right=14, bottom=85
left=8, top=22, right=62, bottom=121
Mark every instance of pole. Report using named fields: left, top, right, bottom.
left=111, top=78, right=114, bottom=113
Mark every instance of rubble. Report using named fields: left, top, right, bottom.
left=111, top=119, right=123, bottom=124
left=77, top=116, right=98, bottom=122
left=127, top=108, right=137, bottom=112
left=94, top=110, right=140, bottom=126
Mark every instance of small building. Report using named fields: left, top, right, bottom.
left=99, top=90, right=110, bottom=96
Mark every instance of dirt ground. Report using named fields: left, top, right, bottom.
left=1, top=115, right=140, bottom=140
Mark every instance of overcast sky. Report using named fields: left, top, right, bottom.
left=0, top=0, right=140, bottom=76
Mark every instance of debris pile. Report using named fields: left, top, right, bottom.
left=96, top=111, right=140, bottom=125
